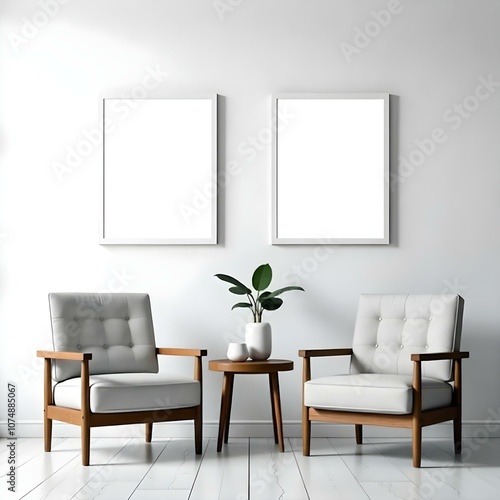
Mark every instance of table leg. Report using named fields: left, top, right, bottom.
left=269, top=375, right=278, bottom=444
left=223, top=373, right=234, bottom=444
left=270, top=372, right=285, bottom=452
left=217, top=372, right=234, bottom=452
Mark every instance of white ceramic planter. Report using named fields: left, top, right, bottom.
left=245, top=322, right=272, bottom=360
left=227, top=342, right=249, bottom=362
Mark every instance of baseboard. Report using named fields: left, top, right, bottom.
left=2, top=420, right=500, bottom=439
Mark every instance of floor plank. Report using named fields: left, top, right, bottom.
left=189, top=438, right=248, bottom=500
left=71, top=438, right=169, bottom=500
left=328, top=438, right=409, bottom=483
left=130, top=491, right=189, bottom=500
left=135, top=438, right=208, bottom=493
left=20, top=437, right=132, bottom=500
left=291, top=438, right=370, bottom=499
left=250, top=438, right=308, bottom=500
left=367, top=438, right=500, bottom=500
left=359, top=481, right=419, bottom=500
left=4, top=437, right=500, bottom=499
left=14, top=438, right=88, bottom=499
left=0, top=437, right=66, bottom=478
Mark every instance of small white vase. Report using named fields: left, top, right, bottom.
left=245, top=322, right=272, bottom=361
left=227, top=342, right=249, bottom=362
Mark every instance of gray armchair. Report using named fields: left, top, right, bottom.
left=300, top=294, right=468, bottom=467
left=37, top=293, right=207, bottom=465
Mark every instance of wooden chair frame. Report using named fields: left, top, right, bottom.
left=299, top=348, right=469, bottom=467
left=37, top=347, right=207, bottom=466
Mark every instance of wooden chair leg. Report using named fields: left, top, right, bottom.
left=412, top=360, right=422, bottom=468
left=81, top=423, right=90, bottom=466
left=194, top=353, right=203, bottom=455
left=302, top=355, right=311, bottom=456
left=44, top=416, right=53, bottom=452
left=302, top=406, right=311, bottom=456
left=453, top=416, right=462, bottom=454
left=355, top=424, right=363, bottom=445
left=412, top=421, right=422, bottom=468
left=145, top=422, right=153, bottom=443
left=80, top=358, right=91, bottom=465
left=43, top=358, right=53, bottom=452
left=194, top=405, right=203, bottom=454
left=453, top=359, right=463, bottom=455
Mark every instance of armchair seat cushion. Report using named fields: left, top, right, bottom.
left=54, top=373, right=200, bottom=413
left=305, top=374, right=452, bottom=415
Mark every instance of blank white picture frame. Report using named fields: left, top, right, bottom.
left=272, top=93, right=389, bottom=244
left=101, top=96, right=217, bottom=244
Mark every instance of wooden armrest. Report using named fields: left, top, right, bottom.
left=411, top=351, right=469, bottom=362
left=298, top=348, right=353, bottom=358
left=156, top=347, right=207, bottom=357
left=36, top=350, right=92, bottom=361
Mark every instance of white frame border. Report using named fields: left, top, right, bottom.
left=272, top=93, right=390, bottom=245
left=99, top=94, right=218, bottom=245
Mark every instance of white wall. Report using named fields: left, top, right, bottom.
left=1, top=0, right=500, bottom=437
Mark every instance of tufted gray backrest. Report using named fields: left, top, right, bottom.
left=49, top=293, right=159, bottom=382
left=350, top=294, right=464, bottom=381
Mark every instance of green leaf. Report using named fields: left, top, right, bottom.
left=215, top=274, right=251, bottom=294
left=257, top=291, right=272, bottom=302
left=229, top=286, right=249, bottom=295
left=265, top=286, right=305, bottom=299
left=260, top=297, right=283, bottom=311
left=231, top=302, right=253, bottom=310
left=252, top=264, right=272, bottom=291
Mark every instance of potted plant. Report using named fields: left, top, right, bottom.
left=215, top=263, right=304, bottom=360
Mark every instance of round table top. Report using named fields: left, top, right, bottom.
left=209, top=358, right=294, bottom=374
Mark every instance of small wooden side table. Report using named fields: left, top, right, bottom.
left=209, top=359, right=294, bottom=452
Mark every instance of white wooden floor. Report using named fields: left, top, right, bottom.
left=2, top=436, right=500, bottom=499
